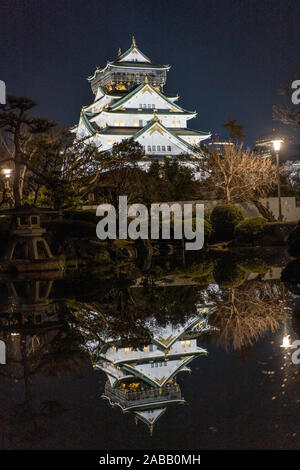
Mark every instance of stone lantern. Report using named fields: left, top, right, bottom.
left=0, top=207, right=64, bottom=273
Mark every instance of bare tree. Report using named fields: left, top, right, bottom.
left=209, top=281, right=287, bottom=350
left=200, top=144, right=277, bottom=219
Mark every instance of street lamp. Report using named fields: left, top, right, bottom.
left=272, top=139, right=283, bottom=221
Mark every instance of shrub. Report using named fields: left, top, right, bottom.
left=213, top=262, right=246, bottom=288
left=238, top=257, right=269, bottom=274
left=287, top=221, right=300, bottom=258
left=262, top=221, right=297, bottom=246
left=211, top=204, right=244, bottom=241
left=235, top=217, right=267, bottom=243
left=174, top=260, right=214, bottom=280
left=192, top=218, right=212, bottom=242
left=171, top=217, right=212, bottom=243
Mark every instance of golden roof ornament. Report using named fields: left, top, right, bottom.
left=150, top=424, right=153, bottom=436
left=132, top=35, right=136, bottom=47
left=144, top=75, right=149, bottom=84
left=118, top=47, right=121, bottom=56
left=153, top=109, right=158, bottom=121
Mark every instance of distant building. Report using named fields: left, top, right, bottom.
left=207, top=133, right=234, bottom=153
left=254, top=130, right=296, bottom=160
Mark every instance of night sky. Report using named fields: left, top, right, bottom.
left=1, top=0, right=300, bottom=146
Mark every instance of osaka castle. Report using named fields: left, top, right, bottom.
left=92, top=305, right=217, bottom=433
left=71, top=37, right=211, bottom=159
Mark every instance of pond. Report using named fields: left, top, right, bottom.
left=0, top=247, right=299, bottom=450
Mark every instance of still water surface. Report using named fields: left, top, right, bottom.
left=0, top=248, right=299, bottom=450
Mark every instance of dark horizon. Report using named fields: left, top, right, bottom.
left=1, top=0, right=300, bottom=146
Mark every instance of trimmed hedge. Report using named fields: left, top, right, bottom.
left=233, top=218, right=297, bottom=246
left=262, top=221, right=297, bottom=245
left=238, top=257, right=269, bottom=274
left=235, top=217, right=267, bottom=243
left=213, top=262, right=246, bottom=288
left=211, top=204, right=244, bottom=241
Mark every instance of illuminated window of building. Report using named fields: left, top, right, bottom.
left=133, top=120, right=138, bottom=127
left=186, top=340, right=191, bottom=347
left=171, top=120, right=176, bottom=127
left=176, top=121, right=181, bottom=127
left=108, top=139, right=112, bottom=145
left=114, top=119, right=119, bottom=126
left=181, top=341, right=185, bottom=348
left=125, top=347, right=129, bottom=354
left=120, top=120, right=125, bottom=126
left=144, top=346, right=148, bottom=352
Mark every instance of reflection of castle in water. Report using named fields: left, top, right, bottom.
left=93, top=305, right=217, bottom=433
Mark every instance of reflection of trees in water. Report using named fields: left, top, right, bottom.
left=0, top=296, right=92, bottom=445
left=208, top=281, right=289, bottom=351
left=66, top=284, right=201, bottom=350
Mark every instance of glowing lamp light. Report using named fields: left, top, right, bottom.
left=272, top=140, right=282, bottom=151
left=280, top=335, right=293, bottom=348
left=2, top=168, right=11, bottom=178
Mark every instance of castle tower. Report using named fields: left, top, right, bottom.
left=72, top=37, right=211, bottom=159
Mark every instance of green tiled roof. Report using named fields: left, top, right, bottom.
left=109, top=82, right=194, bottom=114
left=175, top=128, right=210, bottom=136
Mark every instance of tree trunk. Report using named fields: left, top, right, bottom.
left=13, top=161, right=23, bottom=207
left=226, top=186, right=231, bottom=203
left=252, top=199, right=276, bottom=222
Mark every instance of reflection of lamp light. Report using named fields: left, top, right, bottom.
left=2, top=168, right=11, bottom=178
left=281, top=335, right=293, bottom=348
